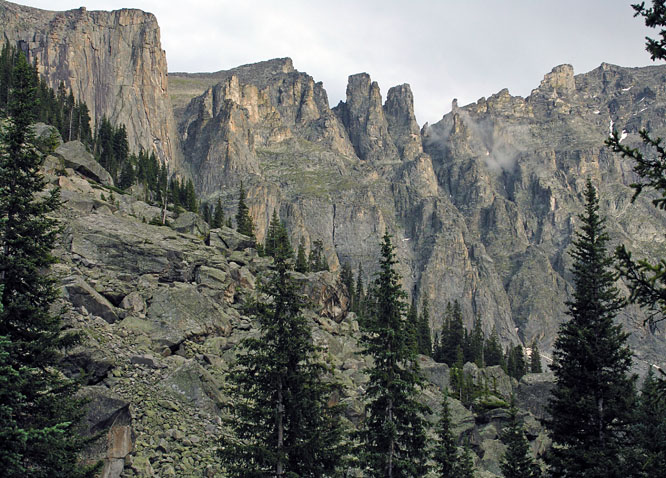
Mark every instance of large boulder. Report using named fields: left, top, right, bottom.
left=53, top=141, right=114, bottom=186
left=516, top=373, right=555, bottom=420
left=62, top=276, right=119, bottom=323
left=171, top=211, right=209, bottom=237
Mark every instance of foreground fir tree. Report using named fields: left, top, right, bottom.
left=358, top=233, right=430, bottom=478
left=219, top=252, right=346, bottom=478
left=500, top=400, right=541, bottom=478
left=0, top=50, right=98, bottom=478
left=546, top=180, right=636, bottom=478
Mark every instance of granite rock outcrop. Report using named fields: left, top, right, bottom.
left=0, top=0, right=179, bottom=167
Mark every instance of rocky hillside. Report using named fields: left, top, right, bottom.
left=5, top=1, right=662, bottom=369
left=34, top=125, right=553, bottom=478
left=175, top=58, right=666, bottom=370
left=0, top=0, right=180, bottom=168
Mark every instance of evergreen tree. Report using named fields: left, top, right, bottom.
left=500, top=400, right=541, bottom=478
left=469, top=316, right=485, bottom=367
left=184, top=179, right=197, bottom=212
left=357, top=234, right=430, bottom=478
left=235, top=181, right=255, bottom=239
left=433, top=392, right=459, bottom=478
left=546, top=180, right=636, bottom=478
left=353, top=263, right=365, bottom=315
left=529, top=341, right=543, bottom=374
left=295, top=238, right=309, bottom=273
left=406, top=298, right=420, bottom=354
left=308, top=239, right=328, bottom=272
left=219, top=250, right=346, bottom=478
left=417, top=298, right=432, bottom=356
left=340, top=261, right=354, bottom=297
left=212, top=198, right=225, bottom=229
left=457, top=445, right=476, bottom=478
left=484, top=327, right=504, bottom=368
left=507, top=345, right=527, bottom=381
left=264, top=210, right=292, bottom=263
left=632, top=368, right=666, bottom=477
left=201, top=202, right=211, bottom=225
left=0, top=49, right=98, bottom=478
left=440, top=300, right=464, bottom=366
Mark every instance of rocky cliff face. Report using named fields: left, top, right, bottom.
left=176, top=59, right=666, bottom=371
left=0, top=0, right=179, bottom=168
left=41, top=124, right=549, bottom=477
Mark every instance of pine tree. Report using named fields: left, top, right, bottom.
left=357, top=233, right=430, bottom=478
left=500, top=400, right=541, bottom=478
left=212, top=198, right=225, bottom=229
left=633, top=369, right=666, bottom=476
left=529, top=341, right=543, bottom=374
left=184, top=179, right=197, bottom=213
left=546, top=180, right=636, bottom=478
left=507, top=345, right=527, bottom=380
left=433, top=392, right=460, bottom=478
left=264, top=210, right=292, bottom=263
left=340, top=261, right=354, bottom=297
left=308, top=239, right=328, bottom=272
left=235, top=181, right=255, bottom=239
left=295, top=238, right=309, bottom=273
left=353, top=263, right=365, bottom=315
left=417, top=298, right=432, bottom=356
left=484, top=327, right=504, bottom=368
left=0, top=49, right=98, bottom=478
left=469, top=316, right=485, bottom=367
left=219, top=251, right=346, bottom=478
left=440, top=300, right=464, bottom=366
left=457, top=445, right=476, bottom=478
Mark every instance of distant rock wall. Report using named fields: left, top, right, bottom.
left=0, top=0, right=180, bottom=168
left=175, top=59, right=666, bottom=371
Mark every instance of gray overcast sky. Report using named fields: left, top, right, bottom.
left=17, top=0, right=661, bottom=124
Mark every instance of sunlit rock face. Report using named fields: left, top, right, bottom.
left=176, top=58, right=666, bottom=369
left=0, top=0, right=180, bottom=168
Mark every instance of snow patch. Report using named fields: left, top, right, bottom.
left=620, top=130, right=628, bottom=142
left=609, top=119, right=614, bottom=137
left=593, top=110, right=600, bottom=115
left=622, top=86, right=633, bottom=91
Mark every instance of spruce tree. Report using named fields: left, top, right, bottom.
left=295, top=238, right=309, bottom=273
left=546, top=180, right=636, bottom=478
left=235, top=181, right=255, bottom=238
left=0, top=49, right=98, bottom=478
left=219, top=251, right=346, bottom=478
left=484, top=327, right=504, bottom=368
left=529, top=341, right=543, bottom=374
left=633, top=369, right=666, bottom=476
left=457, top=445, right=476, bottom=478
left=468, top=315, right=485, bottom=367
left=358, top=233, right=430, bottom=478
left=433, top=392, right=460, bottom=478
left=417, top=298, right=432, bottom=356
left=212, top=198, right=225, bottom=229
left=500, top=400, right=541, bottom=478
left=340, top=261, right=354, bottom=297
left=353, top=263, right=365, bottom=315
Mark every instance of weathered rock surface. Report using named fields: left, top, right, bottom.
left=52, top=141, right=115, bottom=186
left=0, top=0, right=179, bottom=167
left=175, top=58, right=666, bottom=373
left=48, top=160, right=543, bottom=477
